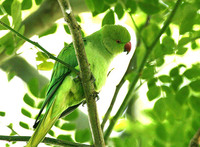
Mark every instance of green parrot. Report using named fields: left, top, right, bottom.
left=26, top=25, right=131, bottom=147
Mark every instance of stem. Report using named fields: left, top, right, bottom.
left=189, top=128, right=200, bottom=147
left=0, top=135, right=92, bottom=146
left=57, top=0, right=105, bottom=146
left=0, top=20, right=79, bottom=75
left=104, top=0, right=182, bottom=141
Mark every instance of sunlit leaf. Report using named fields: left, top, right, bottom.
left=0, top=15, right=10, bottom=30
left=141, top=66, right=155, bottom=80
left=85, top=0, right=95, bottom=12
left=114, top=3, right=124, bottom=19
left=159, top=75, right=171, bottom=83
left=22, top=0, right=32, bottom=10
left=28, top=78, right=39, bottom=97
left=155, top=123, right=168, bottom=141
left=23, top=93, right=34, bottom=107
left=125, top=0, right=137, bottom=14
left=35, top=0, right=43, bottom=5
left=189, top=80, right=200, bottom=92
left=75, top=129, right=91, bottom=143
left=2, top=0, right=14, bottom=15
left=57, top=135, right=74, bottom=142
left=21, top=108, right=32, bottom=118
left=184, top=66, right=200, bottom=80
left=64, top=24, right=71, bottom=34
left=147, top=85, right=161, bottom=101
left=175, top=86, right=189, bottom=105
left=39, top=24, right=57, bottom=38
left=189, top=95, right=200, bottom=113
left=48, top=130, right=55, bottom=137
left=61, top=122, right=76, bottom=131
left=0, top=111, right=6, bottom=117
left=102, top=9, right=115, bottom=27
left=153, top=98, right=166, bottom=121
left=11, top=0, right=22, bottom=29
left=62, top=109, right=79, bottom=121
left=19, top=121, right=29, bottom=129
left=37, top=61, right=54, bottom=71
left=36, top=51, right=49, bottom=61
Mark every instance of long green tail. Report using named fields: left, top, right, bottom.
left=26, top=104, right=60, bottom=147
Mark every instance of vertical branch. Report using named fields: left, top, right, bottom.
left=104, top=0, right=182, bottom=141
left=189, top=128, right=200, bottom=147
left=57, top=0, right=105, bottom=146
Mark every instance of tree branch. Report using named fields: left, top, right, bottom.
left=0, top=135, right=92, bottom=146
left=0, top=55, right=48, bottom=90
left=57, top=0, right=105, bottom=146
left=104, top=0, right=182, bottom=141
left=0, top=20, right=79, bottom=75
left=189, top=128, right=200, bottom=147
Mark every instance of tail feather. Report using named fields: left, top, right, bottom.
left=26, top=104, right=60, bottom=147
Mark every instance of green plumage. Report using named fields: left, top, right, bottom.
left=27, top=25, right=131, bottom=147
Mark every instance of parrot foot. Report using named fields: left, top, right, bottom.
left=81, top=91, right=99, bottom=106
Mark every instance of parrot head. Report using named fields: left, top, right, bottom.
left=102, top=25, right=131, bottom=55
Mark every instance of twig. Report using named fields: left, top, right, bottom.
left=189, top=128, right=200, bottom=147
left=104, top=0, right=182, bottom=141
left=57, top=0, right=105, bottom=146
left=0, top=20, right=79, bottom=75
left=0, top=135, right=92, bottom=146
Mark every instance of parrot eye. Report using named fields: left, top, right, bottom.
left=116, top=40, right=121, bottom=43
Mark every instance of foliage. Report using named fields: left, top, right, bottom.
left=0, top=0, right=200, bottom=146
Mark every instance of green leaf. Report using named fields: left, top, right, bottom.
left=171, top=75, right=183, bottom=91
left=61, top=123, right=76, bottom=131
left=23, top=93, right=35, bottom=107
left=21, top=108, right=32, bottom=118
left=175, top=86, right=189, bottom=105
left=93, top=0, right=104, bottom=13
left=165, top=96, right=182, bottom=119
left=189, top=80, right=200, bottom=92
left=102, top=9, right=115, bottom=27
left=48, top=130, right=55, bottom=137
left=35, top=0, right=43, bottom=5
left=28, top=78, right=39, bottom=97
left=39, top=24, right=57, bottom=38
left=155, top=123, right=168, bottom=141
left=22, top=0, right=32, bottom=10
left=62, top=109, right=79, bottom=121
left=153, top=98, right=166, bottom=121
left=177, top=37, right=191, bottom=48
left=183, top=66, right=200, bottom=80
left=57, top=135, right=74, bottom=142
left=2, top=0, right=14, bottom=15
left=7, top=72, right=15, bottom=81
left=19, top=121, right=29, bottom=129
left=161, top=85, right=174, bottom=98
left=142, top=23, right=160, bottom=46
left=147, top=78, right=157, bottom=88
left=138, top=0, right=161, bottom=15
left=36, top=51, right=49, bottom=61
left=189, top=95, right=200, bottom=113
left=105, top=0, right=117, bottom=5
left=0, top=15, right=10, bottom=30
left=169, top=67, right=179, bottom=77
left=11, top=0, right=22, bottom=29
left=147, top=85, right=161, bottom=101
left=179, top=5, right=196, bottom=35
left=114, top=3, right=124, bottom=19
left=125, top=0, right=137, bottom=14
left=159, top=75, right=171, bottom=83
left=176, top=47, right=187, bottom=55
left=141, top=66, right=155, bottom=80
left=37, top=61, right=54, bottom=71
left=85, top=0, right=95, bottom=12
left=63, top=24, right=71, bottom=34
left=0, top=111, right=6, bottom=117
left=75, top=129, right=91, bottom=143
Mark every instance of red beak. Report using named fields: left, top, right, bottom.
left=124, top=42, right=131, bottom=54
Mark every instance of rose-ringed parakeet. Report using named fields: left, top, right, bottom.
left=26, top=25, right=131, bottom=146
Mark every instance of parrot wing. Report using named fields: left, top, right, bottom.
left=33, top=42, right=79, bottom=128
